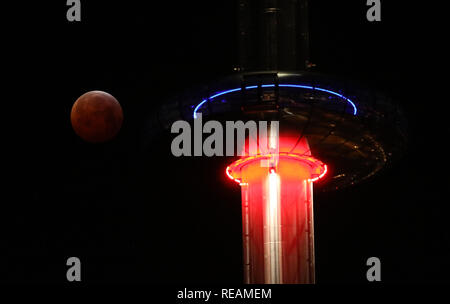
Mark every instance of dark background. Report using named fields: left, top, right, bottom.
left=2, top=1, right=449, bottom=285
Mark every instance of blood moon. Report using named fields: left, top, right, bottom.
left=70, top=91, right=123, bottom=143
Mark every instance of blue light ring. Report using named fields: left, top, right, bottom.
left=193, top=84, right=357, bottom=118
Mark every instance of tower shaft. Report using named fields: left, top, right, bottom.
left=238, top=0, right=310, bottom=71
left=240, top=158, right=315, bottom=284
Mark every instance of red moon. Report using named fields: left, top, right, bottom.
left=70, top=91, right=123, bottom=143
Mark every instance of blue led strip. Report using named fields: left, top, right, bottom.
left=193, top=84, right=357, bottom=118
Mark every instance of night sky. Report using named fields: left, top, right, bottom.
left=2, top=1, right=449, bottom=285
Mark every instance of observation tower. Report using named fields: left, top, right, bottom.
left=145, top=0, right=407, bottom=284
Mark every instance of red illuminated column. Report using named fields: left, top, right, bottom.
left=227, top=138, right=326, bottom=284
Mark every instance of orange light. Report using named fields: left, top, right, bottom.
left=308, top=164, right=328, bottom=182
left=226, top=152, right=327, bottom=184
left=226, top=166, right=242, bottom=184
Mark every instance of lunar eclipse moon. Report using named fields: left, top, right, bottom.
left=70, top=90, right=123, bottom=143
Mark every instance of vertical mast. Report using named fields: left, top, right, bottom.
left=237, top=0, right=310, bottom=71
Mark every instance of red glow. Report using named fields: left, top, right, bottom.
left=226, top=137, right=326, bottom=284
left=308, top=164, right=328, bottom=182
left=226, top=166, right=241, bottom=184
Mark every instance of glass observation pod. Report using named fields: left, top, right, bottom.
left=226, top=134, right=326, bottom=284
